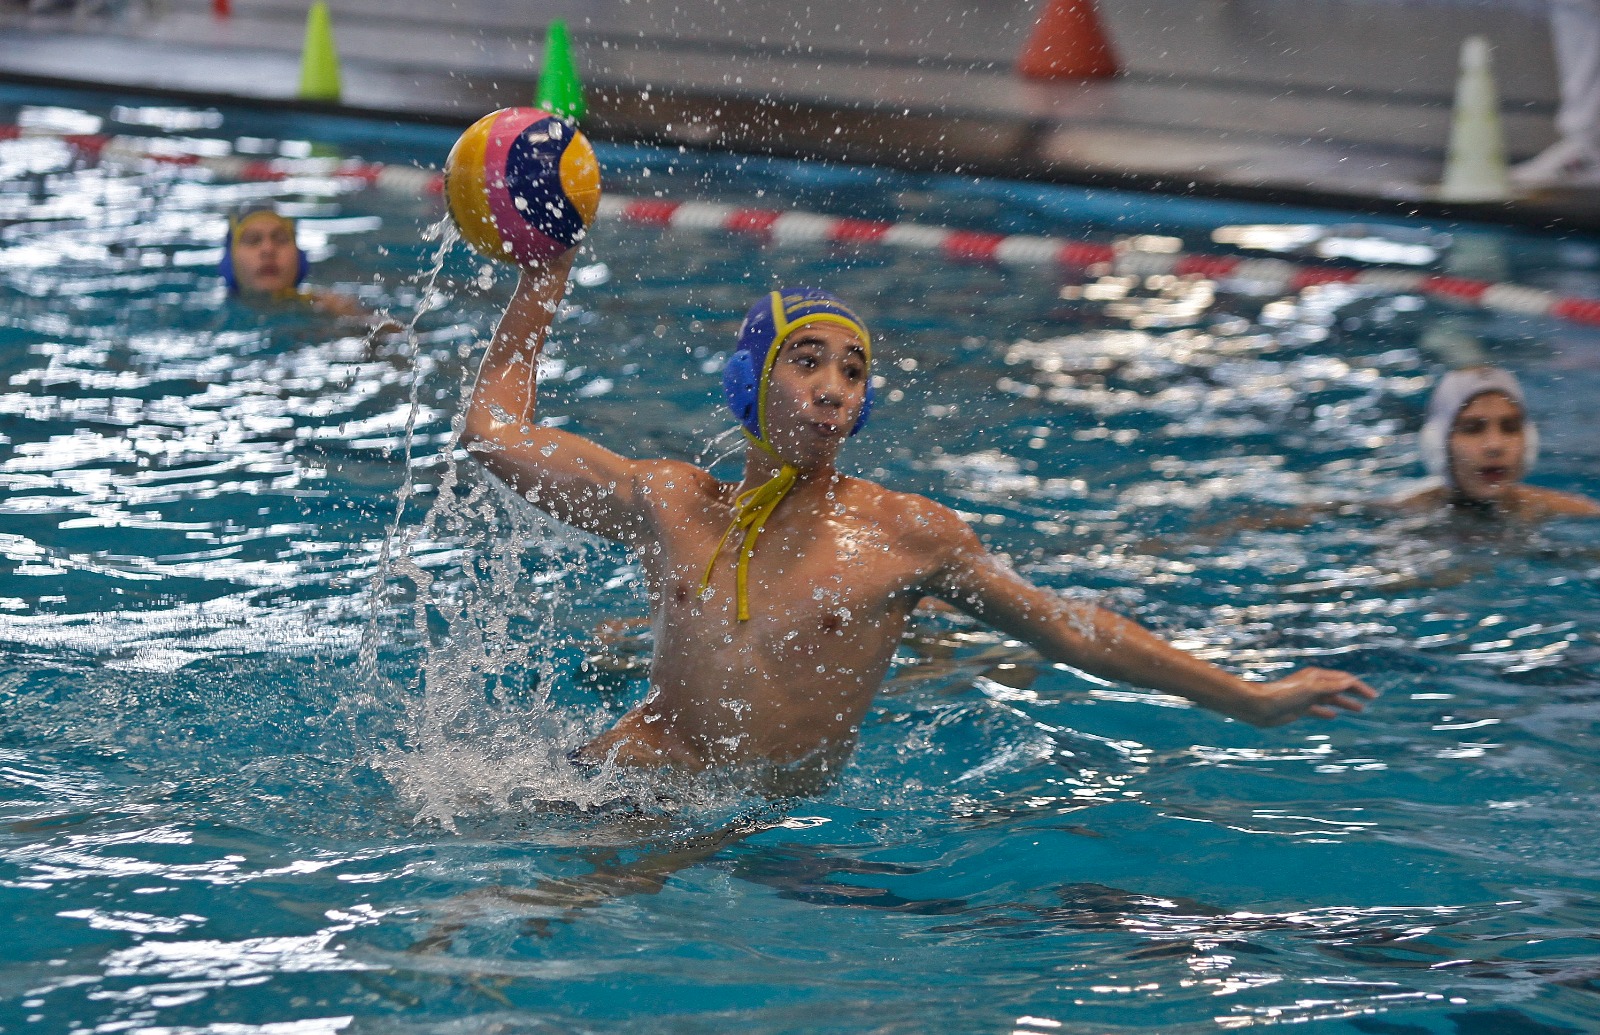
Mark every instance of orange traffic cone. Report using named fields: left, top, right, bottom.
left=1017, top=0, right=1120, bottom=80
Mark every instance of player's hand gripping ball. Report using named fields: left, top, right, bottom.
left=444, top=107, right=602, bottom=267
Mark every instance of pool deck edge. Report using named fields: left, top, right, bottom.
left=4, top=11, right=1600, bottom=236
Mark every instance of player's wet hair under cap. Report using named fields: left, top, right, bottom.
left=1419, top=365, right=1540, bottom=483
left=219, top=205, right=309, bottom=295
left=702, top=288, right=873, bottom=621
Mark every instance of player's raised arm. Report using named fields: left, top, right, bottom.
left=447, top=107, right=652, bottom=544
left=922, top=515, right=1376, bottom=727
left=458, top=257, right=653, bottom=543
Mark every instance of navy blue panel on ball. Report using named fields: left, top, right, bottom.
left=505, top=118, right=586, bottom=245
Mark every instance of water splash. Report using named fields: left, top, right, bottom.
left=356, top=215, right=459, bottom=698
left=354, top=227, right=643, bottom=829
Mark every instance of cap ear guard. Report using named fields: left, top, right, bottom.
left=1419, top=418, right=1449, bottom=480
left=219, top=242, right=237, bottom=293
left=852, top=374, right=875, bottom=436
left=722, top=347, right=761, bottom=432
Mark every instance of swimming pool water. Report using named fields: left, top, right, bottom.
left=3, top=83, right=1600, bottom=1034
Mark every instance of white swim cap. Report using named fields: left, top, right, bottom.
left=1419, top=366, right=1539, bottom=482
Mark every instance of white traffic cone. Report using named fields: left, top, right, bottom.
left=1438, top=36, right=1512, bottom=202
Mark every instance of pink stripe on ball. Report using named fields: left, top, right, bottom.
left=482, top=109, right=565, bottom=265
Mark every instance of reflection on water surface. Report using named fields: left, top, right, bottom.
left=2, top=87, right=1600, bottom=1034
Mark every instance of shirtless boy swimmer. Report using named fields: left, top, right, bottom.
left=461, top=251, right=1377, bottom=779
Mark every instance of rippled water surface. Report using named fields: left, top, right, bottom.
left=3, top=85, right=1600, bottom=1034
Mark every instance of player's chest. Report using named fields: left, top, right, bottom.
left=653, top=508, right=917, bottom=613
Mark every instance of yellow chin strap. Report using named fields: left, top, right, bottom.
left=699, top=293, right=870, bottom=621
left=699, top=436, right=797, bottom=622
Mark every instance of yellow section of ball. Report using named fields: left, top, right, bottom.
left=443, top=110, right=504, bottom=259
left=559, top=132, right=602, bottom=227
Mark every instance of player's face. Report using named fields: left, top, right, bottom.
left=761, top=323, right=869, bottom=471
left=1449, top=391, right=1527, bottom=503
left=231, top=215, right=300, bottom=295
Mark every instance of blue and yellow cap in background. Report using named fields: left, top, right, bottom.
left=219, top=206, right=309, bottom=294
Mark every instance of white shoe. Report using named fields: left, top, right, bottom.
left=1511, top=138, right=1600, bottom=189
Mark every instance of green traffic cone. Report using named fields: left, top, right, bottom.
left=534, top=19, right=585, bottom=120
left=298, top=1, right=343, bottom=103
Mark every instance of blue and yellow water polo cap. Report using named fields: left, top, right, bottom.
left=723, top=287, right=874, bottom=445
left=705, top=288, right=874, bottom=621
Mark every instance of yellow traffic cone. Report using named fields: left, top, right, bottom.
left=1438, top=36, right=1510, bottom=202
left=298, top=2, right=343, bottom=103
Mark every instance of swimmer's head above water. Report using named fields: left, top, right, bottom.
left=1420, top=365, right=1540, bottom=505
left=220, top=206, right=309, bottom=297
left=723, top=288, right=874, bottom=449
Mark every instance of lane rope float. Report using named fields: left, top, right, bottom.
left=7, top=125, right=1598, bottom=328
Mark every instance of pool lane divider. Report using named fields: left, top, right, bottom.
left=0, top=128, right=443, bottom=193
left=7, top=125, right=1600, bottom=328
left=600, top=196, right=1600, bottom=328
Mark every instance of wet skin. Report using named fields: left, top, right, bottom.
left=461, top=254, right=1378, bottom=777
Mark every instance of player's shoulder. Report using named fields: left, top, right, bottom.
left=1386, top=485, right=1447, bottom=512
left=1519, top=484, right=1600, bottom=517
left=633, top=458, right=721, bottom=500
left=840, top=476, right=979, bottom=549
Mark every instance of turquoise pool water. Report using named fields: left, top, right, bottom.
left=3, top=83, right=1600, bottom=1034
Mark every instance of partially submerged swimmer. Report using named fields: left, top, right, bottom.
left=1396, top=366, right=1600, bottom=519
left=220, top=205, right=372, bottom=321
left=461, top=251, right=1376, bottom=781
left=1149, top=364, right=1599, bottom=551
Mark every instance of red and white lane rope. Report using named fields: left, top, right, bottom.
left=7, top=126, right=1600, bottom=328
left=0, top=127, right=446, bottom=194
left=596, top=196, right=1600, bottom=328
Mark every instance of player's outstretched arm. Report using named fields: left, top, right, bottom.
left=922, top=516, right=1376, bottom=727
left=460, top=254, right=651, bottom=543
